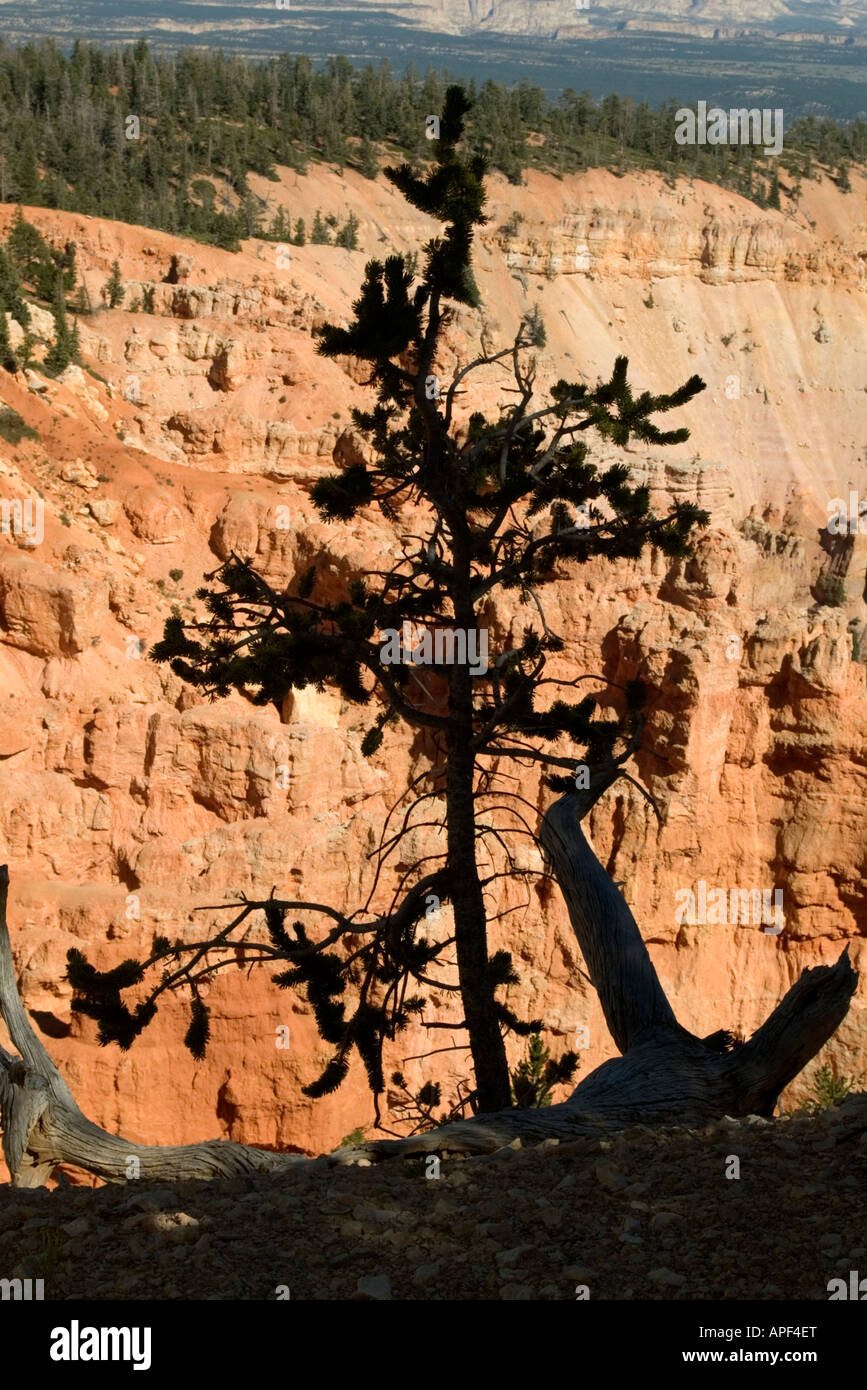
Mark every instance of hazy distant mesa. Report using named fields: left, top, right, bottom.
left=4, top=0, right=865, bottom=46
left=320, top=0, right=867, bottom=40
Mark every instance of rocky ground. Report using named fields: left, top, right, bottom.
left=1, top=1094, right=864, bottom=1301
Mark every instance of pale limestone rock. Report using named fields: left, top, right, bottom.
left=88, top=499, right=120, bottom=526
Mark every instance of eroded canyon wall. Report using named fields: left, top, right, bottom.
left=0, top=163, right=864, bottom=1175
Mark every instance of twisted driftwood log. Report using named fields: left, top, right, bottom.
left=0, top=766, right=858, bottom=1183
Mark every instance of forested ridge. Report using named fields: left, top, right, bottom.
left=0, top=39, right=864, bottom=251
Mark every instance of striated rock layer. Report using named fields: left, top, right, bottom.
left=0, top=164, right=864, bottom=1177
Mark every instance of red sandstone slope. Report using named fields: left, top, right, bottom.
left=0, top=165, right=864, bottom=1176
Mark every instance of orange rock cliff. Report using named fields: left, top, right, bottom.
left=0, top=162, right=864, bottom=1175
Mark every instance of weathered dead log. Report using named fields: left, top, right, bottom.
left=0, top=772, right=858, bottom=1182
left=539, top=789, right=857, bottom=1121
left=539, top=789, right=681, bottom=1052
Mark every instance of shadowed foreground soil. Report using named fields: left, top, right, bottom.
left=1, top=1094, right=864, bottom=1300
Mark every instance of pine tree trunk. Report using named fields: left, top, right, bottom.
left=442, top=539, right=512, bottom=1114
left=445, top=725, right=511, bottom=1112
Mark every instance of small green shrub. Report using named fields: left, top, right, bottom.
left=800, top=1063, right=855, bottom=1114
left=850, top=623, right=867, bottom=664
left=22, top=1228, right=67, bottom=1278
left=0, top=407, right=38, bottom=445
left=510, top=1031, right=579, bottom=1109
left=817, top=574, right=846, bottom=608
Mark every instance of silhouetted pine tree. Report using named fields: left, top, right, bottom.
left=72, top=87, right=708, bottom=1116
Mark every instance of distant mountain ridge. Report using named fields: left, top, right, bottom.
left=327, top=0, right=867, bottom=37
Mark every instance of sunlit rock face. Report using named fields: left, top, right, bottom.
left=0, top=163, right=864, bottom=1176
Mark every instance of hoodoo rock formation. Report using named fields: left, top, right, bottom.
left=0, top=163, right=864, bottom=1176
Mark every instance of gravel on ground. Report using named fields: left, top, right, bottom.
left=1, top=1094, right=865, bottom=1300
